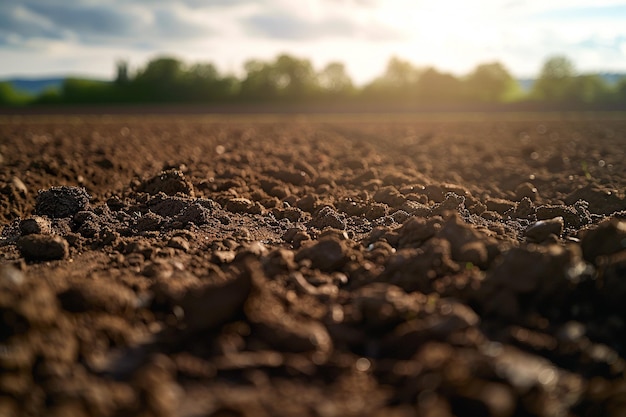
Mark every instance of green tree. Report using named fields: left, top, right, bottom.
left=415, top=67, right=463, bottom=103
left=318, top=62, right=355, bottom=98
left=184, top=63, right=238, bottom=102
left=531, top=55, right=576, bottom=102
left=133, top=56, right=187, bottom=101
left=362, top=56, right=420, bottom=100
left=239, top=59, right=280, bottom=101
left=465, top=62, right=521, bottom=102
left=616, top=77, right=626, bottom=104
left=239, top=54, right=317, bottom=101
left=273, top=54, right=317, bottom=100
left=569, top=74, right=612, bottom=104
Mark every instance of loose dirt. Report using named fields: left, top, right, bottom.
left=1, top=113, right=626, bottom=416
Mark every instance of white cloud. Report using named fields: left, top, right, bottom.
left=1, top=0, right=625, bottom=82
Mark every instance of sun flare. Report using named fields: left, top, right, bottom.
left=372, top=1, right=496, bottom=72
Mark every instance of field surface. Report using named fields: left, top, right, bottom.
left=1, top=113, right=626, bottom=416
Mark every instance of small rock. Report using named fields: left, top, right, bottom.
left=525, top=217, right=564, bottom=242
left=536, top=204, right=581, bottom=228
left=17, top=234, right=69, bottom=261
left=19, top=216, right=52, bottom=235
left=35, top=186, right=91, bottom=218
left=11, top=177, right=28, bottom=196
left=225, top=198, right=258, bottom=214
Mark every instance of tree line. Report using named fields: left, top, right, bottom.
left=2, top=54, right=626, bottom=108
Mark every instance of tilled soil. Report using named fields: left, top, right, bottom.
left=1, top=114, right=626, bottom=417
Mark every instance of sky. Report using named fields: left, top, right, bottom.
left=1, top=0, right=626, bottom=84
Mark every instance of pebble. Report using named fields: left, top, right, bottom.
left=225, top=198, right=262, bottom=214
left=536, top=204, right=581, bottom=228
left=11, top=177, right=28, bottom=196
left=16, top=234, right=69, bottom=261
left=525, top=217, right=564, bottom=242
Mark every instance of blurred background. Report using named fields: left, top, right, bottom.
left=1, top=0, right=625, bottom=108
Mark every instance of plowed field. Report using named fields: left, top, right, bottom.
left=1, top=113, right=626, bottom=417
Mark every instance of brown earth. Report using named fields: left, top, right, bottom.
left=1, top=113, right=626, bottom=417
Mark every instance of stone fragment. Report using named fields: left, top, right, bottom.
left=525, top=217, right=564, bottom=243
left=17, top=234, right=69, bottom=261
left=11, top=177, right=28, bottom=196
left=225, top=198, right=262, bottom=214
left=536, top=204, right=581, bottom=228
